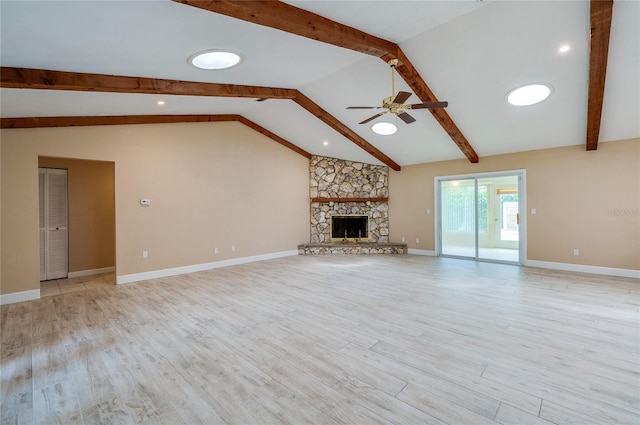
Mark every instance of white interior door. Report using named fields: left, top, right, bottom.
left=39, top=167, right=68, bottom=280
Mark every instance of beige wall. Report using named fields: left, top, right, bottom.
left=2, top=124, right=637, bottom=297
left=38, top=157, right=115, bottom=273
left=0, top=142, right=2, bottom=290
left=389, top=138, right=640, bottom=271
left=1, top=122, right=310, bottom=296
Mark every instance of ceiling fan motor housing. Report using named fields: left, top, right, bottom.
left=382, top=96, right=407, bottom=114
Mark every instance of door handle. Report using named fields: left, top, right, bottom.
left=516, top=213, right=520, bottom=225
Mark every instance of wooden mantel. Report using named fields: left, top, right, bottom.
left=311, top=197, right=388, bottom=203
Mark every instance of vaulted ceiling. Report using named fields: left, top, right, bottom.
left=1, top=1, right=638, bottom=170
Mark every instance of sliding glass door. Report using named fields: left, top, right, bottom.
left=437, top=171, right=524, bottom=264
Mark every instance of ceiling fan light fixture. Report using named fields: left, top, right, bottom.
left=371, top=122, right=398, bottom=136
left=188, top=50, right=242, bottom=70
left=506, top=84, right=552, bottom=106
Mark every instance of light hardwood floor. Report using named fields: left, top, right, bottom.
left=1, top=255, right=638, bottom=424
left=39, top=274, right=115, bottom=298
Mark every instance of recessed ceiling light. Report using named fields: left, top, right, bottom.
left=559, top=44, right=571, bottom=53
left=371, top=122, right=398, bottom=136
left=323, top=141, right=329, bottom=146
left=188, top=50, right=242, bottom=70
left=157, top=100, right=165, bottom=106
left=506, top=84, right=552, bottom=106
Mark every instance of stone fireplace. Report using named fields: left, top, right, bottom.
left=309, top=155, right=388, bottom=243
left=298, top=155, right=406, bottom=255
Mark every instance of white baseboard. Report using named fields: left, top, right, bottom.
left=408, top=248, right=437, bottom=256
left=0, top=289, right=40, bottom=306
left=116, top=250, right=298, bottom=285
left=67, top=266, right=115, bottom=279
left=525, top=260, right=640, bottom=279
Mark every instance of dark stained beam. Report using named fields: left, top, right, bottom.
left=1, top=66, right=392, bottom=168
left=293, top=91, right=401, bottom=171
left=237, top=116, right=311, bottom=158
left=1, top=114, right=242, bottom=128
left=0, top=67, right=298, bottom=99
left=173, top=0, right=479, bottom=163
left=586, top=0, right=614, bottom=151
left=173, top=0, right=397, bottom=57
left=0, top=114, right=311, bottom=158
left=383, top=51, right=479, bottom=163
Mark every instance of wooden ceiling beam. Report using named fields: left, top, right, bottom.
left=0, top=114, right=311, bottom=158
left=1, top=66, right=397, bottom=169
left=382, top=51, right=479, bottom=163
left=174, top=0, right=478, bottom=164
left=0, top=114, right=242, bottom=128
left=293, top=91, right=400, bottom=171
left=0, top=67, right=298, bottom=99
left=586, top=0, right=614, bottom=151
left=236, top=116, right=312, bottom=158
left=173, top=0, right=397, bottom=57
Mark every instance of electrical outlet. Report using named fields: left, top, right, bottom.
left=232, top=245, right=236, bottom=252
left=416, top=238, right=420, bottom=244
left=142, top=250, right=148, bottom=259
left=573, top=249, right=580, bottom=256
left=401, top=237, right=405, bottom=243
left=214, top=247, right=219, bottom=254
left=426, top=208, right=431, bottom=215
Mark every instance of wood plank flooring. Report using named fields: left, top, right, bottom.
left=1, top=255, right=639, bottom=424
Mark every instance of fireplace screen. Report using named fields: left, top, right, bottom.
left=331, top=215, right=369, bottom=242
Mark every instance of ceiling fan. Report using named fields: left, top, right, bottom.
left=347, top=59, right=448, bottom=125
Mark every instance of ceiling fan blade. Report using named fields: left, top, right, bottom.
left=347, top=106, right=382, bottom=109
left=392, top=91, right=412, bottom=104
left=408, top=101, right=449, bottom=109
left=359, top=111, right=387, bottom=125
left=397, top=112, right=416, bottom=124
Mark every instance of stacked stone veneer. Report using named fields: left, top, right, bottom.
left=298, top=243, right=406, bottom=255
left=309, top=156, right=389, bottom=243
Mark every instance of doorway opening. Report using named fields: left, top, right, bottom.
left=436, top=170, right=525, bottom=264
left=38, top=157, right=116, bottom=296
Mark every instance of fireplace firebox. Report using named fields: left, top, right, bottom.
left=330, top=215, right=369, bottom=243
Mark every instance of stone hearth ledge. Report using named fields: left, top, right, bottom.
left=298, top=242, right=407, bottom=255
